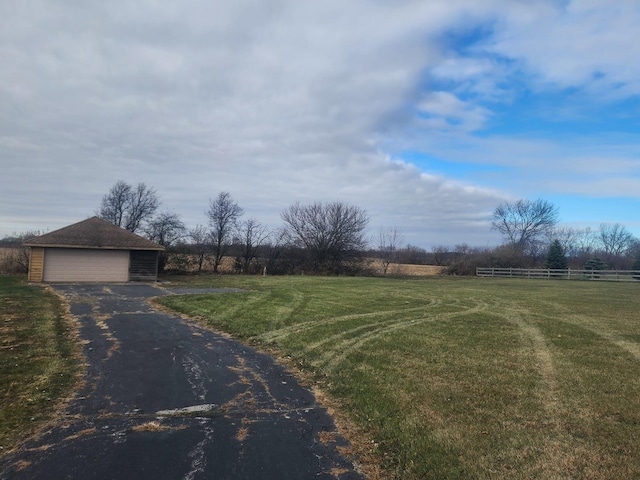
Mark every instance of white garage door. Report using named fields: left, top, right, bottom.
left=43, top=249, right=130, bottom=282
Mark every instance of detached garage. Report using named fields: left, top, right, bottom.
left=24, top=217, right=164, bottom=283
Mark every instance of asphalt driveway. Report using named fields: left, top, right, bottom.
left=1, top=284, right=362, bottom=479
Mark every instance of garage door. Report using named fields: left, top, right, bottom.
left=43, top=249, right=130, bottom=282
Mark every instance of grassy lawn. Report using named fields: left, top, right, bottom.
left=158, top=275, right=640, bottom=479
left=0, top=276, right=79, bottom=453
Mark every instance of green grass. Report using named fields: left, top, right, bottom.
left=158, top=275, right=640, bottom=479
left=0, top=276, right=79, bottom=453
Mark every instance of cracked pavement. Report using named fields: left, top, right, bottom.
left=1, top=284, right=362, bottom=480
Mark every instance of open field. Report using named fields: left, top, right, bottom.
left=0, top=248, right=17, bottom=266
left=0, top=276, right=79, bottom=453
left=163, top=253, right=445, bottom=276
left=157, top=275, right=640, bottom=479
left=380, top=262, right=445, bottom=276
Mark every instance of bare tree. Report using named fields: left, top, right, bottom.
left=188, top=224, right=209, bottom=272
left=431, top=246, right=450, bottom=266
left=574, top=227, right=599, bottom=257
left=396, top=244, right=429, bottom=265
left=206, top=192, right=244, bottom=273
left=547, top=227, right=602, bottom=266
left=125, top=183, right=161, bottom=233
left=548, top=227, right=580, bottom=258
left=98, top=180, right=160, bottom=233
left=145, top=212, right=186, bottom=273
left=378, top=227, right=402, bottom=275
left=598, top=223, right=634, bottom=256
left=145, top=212, right=186, bottom=248
left=261, top=227, right=289, bottom=275
left=492, top=198, right=558, bottom=253
left=236, top=218, right=270, bottom=273
left=454, top=243, right=471, bottom=256
left=98, top=180, right=130, bottom=228
left=281, top=201, right=369, bottom=272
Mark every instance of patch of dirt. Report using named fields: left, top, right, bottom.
left=236, top=426, right=250, bottom=442
left=317, top=430, right=339, bottom=445
left=91, top=304, right=120, bottom=359
left=13, top=459, right=31, bottom=471
left=130, top=422, right=179, bottom=433
left=63, top=428, right=96, bottom=441
left=311, top=385, right=386, bottom=480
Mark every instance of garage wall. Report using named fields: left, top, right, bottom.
left=28, top=247, right=45, bottom=282
left=43, top=248, right=130, bottom=282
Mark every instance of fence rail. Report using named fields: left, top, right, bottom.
left=476, top=267, right=640, bottom=282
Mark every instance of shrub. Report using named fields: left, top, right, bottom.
left=0, top=247, right=29, bottom=274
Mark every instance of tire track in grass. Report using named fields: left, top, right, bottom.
left=188, top=291, right=275, bottom=330
left=217, top=291, right=265, bottom=318
left=301, top=306, right=451, bottom=365
left=167, top=293, right=260, bottom=323
left=315, top=298, right=491, bottom=373
left=493, top=305, right=581, bottom=478
left=216, top=288, right=307, bottom=333
left=265, top=288, right=307, bottom=330
left=258, top=297, right=443, bottom=345
left=499, top=308, right=561, bottom=414
left=496, top=300, right=640, bottom=478
left=570, top=321, right=640, bottom=361
left=287, top=288, right=309, bottom=316
left=539, top=300, right=640, bottom=361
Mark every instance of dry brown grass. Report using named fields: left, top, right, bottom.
left=63, top=428, right=97, bottom=441
left=371, top=260, right=445, bottom=276
left=131, top=422, right=170, bottom=433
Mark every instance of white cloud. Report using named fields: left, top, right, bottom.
left=486, top=0, right=640, bottom=96
left=418, top=91, right=491, bottom=132
left=0, top=0, right=638, bottom=246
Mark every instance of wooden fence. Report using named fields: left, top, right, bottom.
left=476, top=267, right=640, bottom=282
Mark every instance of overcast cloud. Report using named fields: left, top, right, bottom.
left=1, top=0, right=638, bottom=247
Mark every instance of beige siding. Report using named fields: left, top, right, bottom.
left=28, top=247, right=45, bottom=282
left=43, top=249, right=130, bottom=282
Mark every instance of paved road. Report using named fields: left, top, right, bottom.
left=1, top=284, right=362, bottom=479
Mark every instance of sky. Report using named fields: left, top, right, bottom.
left=1, top=0, right=639, bottom=249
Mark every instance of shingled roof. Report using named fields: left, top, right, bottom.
left=23, top=216, right=164, bottom=251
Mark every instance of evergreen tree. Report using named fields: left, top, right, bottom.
left=545, top=239, right=567, bottom=269
left=584, top=257, right=608, bottom=271
left=632, top=254, right=640, bottom=280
